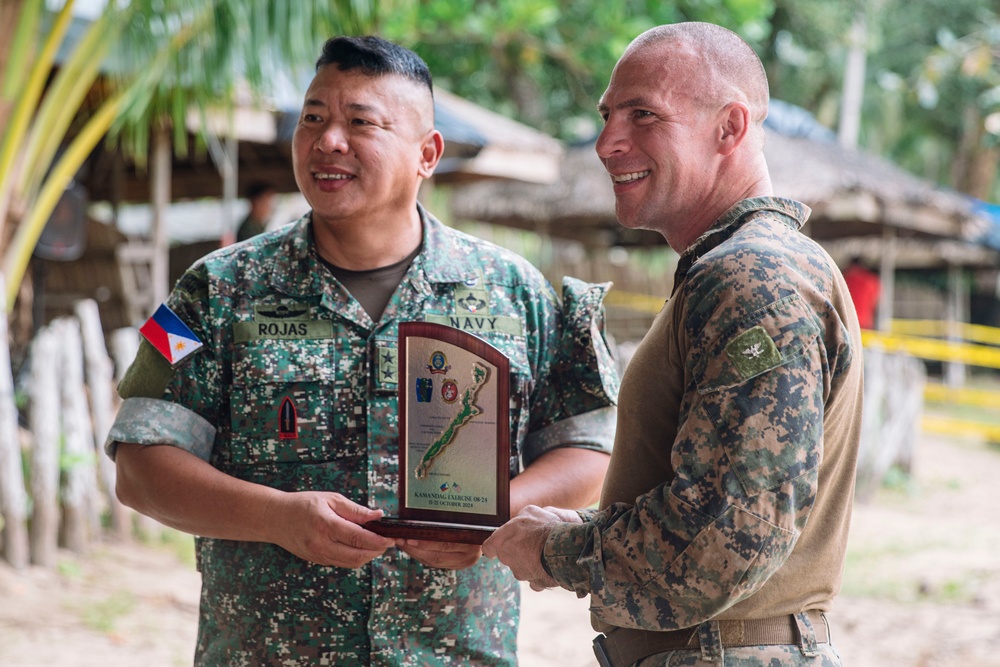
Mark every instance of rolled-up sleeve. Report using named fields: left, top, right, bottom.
left=105, top=397, right=216, bottom=461
left=521, top=277, right=620, bottom=466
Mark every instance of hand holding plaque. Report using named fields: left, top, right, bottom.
left=367, top=322, right=510, bottom=544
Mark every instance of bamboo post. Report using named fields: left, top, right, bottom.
left=945, top=264, right=967, bottom=389
left=0, top=275, right=29, bottom=568
left=108, top=326, right=161, bottom=541
left=75, top=299, right=129, bottom=538
left=29, top=324, right=60, bottom=567
left=856, top=348, right=886, bottom=500
left=54, top=317, right=99, bottom=552
left=856, top=348, right=925, bottom=501
left=109, top=327, right=140, bottom=383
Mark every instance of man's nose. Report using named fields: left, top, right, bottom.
left=595, top=117, right=626, bottom=160
left=315, top=123, right=349, bottom=154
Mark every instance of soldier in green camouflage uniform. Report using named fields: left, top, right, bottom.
left=106, top=36, right=618, bottom=666
left=484, top=24, right=863, bottom=667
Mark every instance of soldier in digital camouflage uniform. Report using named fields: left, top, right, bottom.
left=106, top=36, right=618, bottom=666
left=483, top=23, right=863, bottom=667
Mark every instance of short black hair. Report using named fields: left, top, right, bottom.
left=316, top=36, right=433, bottom=95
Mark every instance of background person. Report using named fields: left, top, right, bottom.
left=484, top=22, right=864, bottom=667
left=106, top=36, right=618, bottom=666
left=235, top=180, right=278, bottom=242
left=842, top=255, right=881, bottom=330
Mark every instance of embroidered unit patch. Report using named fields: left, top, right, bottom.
left=278, top=396, right=298, bottom=440
left=725, top=325, right=782, bottom=379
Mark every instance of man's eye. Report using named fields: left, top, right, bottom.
left=351, top=118, right=372, bottom=126
left=302, top=114, right=322, bottom=123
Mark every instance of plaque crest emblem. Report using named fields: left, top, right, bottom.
left=441, top=379, right=459, bottom=403
left=427, top=350, right=451, bottom=374
left=415, top=377, right=433, bottom=402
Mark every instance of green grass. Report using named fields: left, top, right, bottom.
left=80, top=591, right=135, bottom=633
left=842, top=542, right=988, bottom=604
left=158, top=528, right=196, bottom=569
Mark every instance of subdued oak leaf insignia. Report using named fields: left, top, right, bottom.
left=725, top=325, right=782, bottom=379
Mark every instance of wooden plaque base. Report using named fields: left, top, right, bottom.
left=367, top=518, right=495, bottom=545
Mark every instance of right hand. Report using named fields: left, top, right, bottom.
left=265, top=491, right=396, bottom=568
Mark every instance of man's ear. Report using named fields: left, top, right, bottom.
left=418, top=130, right=445, bottom=178
left=718, top=102, right=750, bottom=156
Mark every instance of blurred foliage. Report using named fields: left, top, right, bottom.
left=0, top=0, right=387, bottom=305
left=379, top=0, right=775, bottom=140
left=761, top=0, right=1000, bottom=199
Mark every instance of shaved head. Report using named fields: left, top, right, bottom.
left=626, top=22, right=769, bottom=127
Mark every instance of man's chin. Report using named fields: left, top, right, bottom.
left=613, top=207, right=645, bottom=231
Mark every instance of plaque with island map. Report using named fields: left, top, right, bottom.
left=367, top=322, right=510, bottom=544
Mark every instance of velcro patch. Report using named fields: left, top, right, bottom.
left=376, top=342, right=398, bottom=385
left=424, top=314, right=523, bottom=336
left=233, top=320, right=333, bottom=343
left=725, top=326, right=782, bottom=379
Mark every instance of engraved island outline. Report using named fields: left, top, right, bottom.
left=414, top=361, right=490, bottom=480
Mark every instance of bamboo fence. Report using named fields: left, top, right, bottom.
left=0, top=288, right=151, bottom=569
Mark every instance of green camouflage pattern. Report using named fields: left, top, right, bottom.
left=110, top=205, right=617, bottom=666
left=105, top=397, right=214, bottom=461
left=543, top=197, right=861, bottom=651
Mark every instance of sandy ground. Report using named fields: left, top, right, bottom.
left=2, top=432, right=999, bottom=667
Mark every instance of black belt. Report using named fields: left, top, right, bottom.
left=593, top=610, right=829, bottom=667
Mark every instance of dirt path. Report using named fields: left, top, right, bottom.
left=2, top=432, right=999, bottom=666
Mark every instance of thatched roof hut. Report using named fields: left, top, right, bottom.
left=83, top=88, right=562, bottom=205
left=450, top=128, right=998, bottom=269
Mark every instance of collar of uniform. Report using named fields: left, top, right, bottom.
left=268, top=212, right=326, bottom=298
left=267, top=205, right=479, bottom=299
left=672, top=196, right=810, bottom=295
left=410, top=203, right=481, bottom=285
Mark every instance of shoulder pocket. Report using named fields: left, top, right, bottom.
left=695, top=295, right=820, bottom=394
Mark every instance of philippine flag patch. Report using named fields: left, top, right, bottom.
left=139, top=304, right=204, bottom=366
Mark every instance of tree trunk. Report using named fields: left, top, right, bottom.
left=962, top=144, right=999, bottom=200
left=951, top=105, right=999, bottom=199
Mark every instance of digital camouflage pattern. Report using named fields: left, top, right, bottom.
left=544, top=198, right=863, bottom=664
left=634, top=644, right=844, bottom=667
left=109, top=206, right=619, bottom=666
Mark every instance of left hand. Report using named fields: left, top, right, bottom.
left=396, top=539, right=483, bottom=570
left=482, top=505, right=581, bottom=590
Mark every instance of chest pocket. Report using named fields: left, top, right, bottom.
left=229, top=338, right=337, bottom=464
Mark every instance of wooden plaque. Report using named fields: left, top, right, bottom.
left=367, top=322, right=510, bottom=544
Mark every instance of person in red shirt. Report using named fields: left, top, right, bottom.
left=843, top=256, right=881, bottom=329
